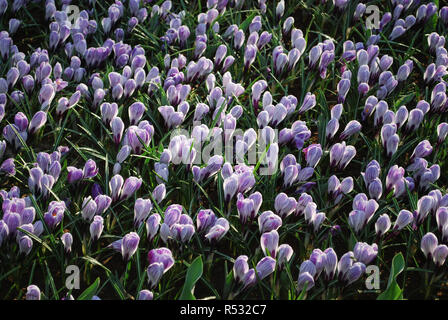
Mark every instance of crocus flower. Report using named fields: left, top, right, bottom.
left=375, top=214, right=391, bottom=236
left=236, top=192, right=263, bottom=223
left=345, top=262, right=366, bottom=285
left=26, top=285, right=41, bottom=300
left=256, top=256, right=276, bottom=280
left=353, top=242, right=378, bottom=265
left=134, top=198, right=153, bottom=226
left=90, top=216, right=104, bottom=241
left=43, top=201, right=65, bottom=229
left=122, top=232, right=140, bottom=260
left=137, top=290, right=153, bottom=300
left=297, top=272, right=314, bottom=292
left=323, top=248, right=338, bottom=280
left=420, top=232, right=438, bottom=260
left=234, top=255, right=249, bottom=283
left=146, top=213, right=161, bottom=241
left=28, top=111, right=47, bottom=135
left=274, top=193, right=297, bottom=218
left=147, top=247, right=174, bottom=287
left=258, top=211, right=282, bottom=233
left=433, top=245, right=448, bottom=266
left=260, top=230, right=279, bottom=258
left=394, top=210, right=414, bottom=230
left=297, top=92, right=316, bottom=114
left=204, top=218, right=229, bottom=242
left=61, top=232, right=73, bottom=253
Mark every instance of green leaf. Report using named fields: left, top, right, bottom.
left=377, top=252, right=405, bottom=300
left=78, top=277, right=100, bottom=300
left=179, top=256, right=203, bottom=300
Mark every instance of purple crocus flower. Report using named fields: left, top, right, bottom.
left=147, top=247, right=174, bottom=287
left=90, top=216, right=104, bottom=241
left=121, top=232, right=140, bottom=260
left=421, top=232, right=438, bottom=259
left=61, top=232, right=73, bottom=253
left=260, top=230, right=279, bottom=258
left=256, top=256, right=276, bottom=280
left=26, top=285, right=41, bottom=300
left=43, top=201, right=66, bottom=230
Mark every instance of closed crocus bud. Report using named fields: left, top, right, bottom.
left=395, top=105, right=408, bottom=129
left=345, top=262, right=365, bottom=285
left=276, top=0, right=285, bottom=19
left=111, top=117, right=124, bottom=144
left=244, top=45, right=257, bottom=70
left=298, top=92, right=316, bottom=114
left=14, top=112, right=28, bottom=131
left=0, top=157, right=15, bottom=175
left=421, top=232, right=438, bottom=259
left=323, top=248, right=338, bottom=280
left=152, top=184, right=166, bottom=204
left=256, top=256, right=276, bottom=280
left=83, top=159, right=98, bottom=179
left=120, top=177, right=142, bottom=200
left=260, top=230, right=279, bottom=258
left=19, top=235, right=33, bottom=255
left=128, top=102, right=146, bottom=125
left=339, top=120, right=361, bottom=140
left=433, top=245, right=448, bottom=266
left=389, top=25, right=406, bottom=41
left=95, top=195, right=112, bottom=215
left=368, top=178, right=382, bottom=200
left=196, top=209, right=217, bottom=232
left=223, top=175, right=238, bottom=203
left=241, top=268, right=256, bottom=289
left=437, top=123, right=448, bottom=144
left=146, top=213, right=161, bottom=241
left=258, top=211, right=282, bottom=233
left=28, top=111, right=47, bottom=135
left=416, top=195, right=435, bottom=224
left=67, top=166, right=83, bottom=184
left=297, top=272, right=314, bottom=292
left=436, top=207, right=448, bottom=231
left=406, top=109, right=424, bottom=132
left=138, top=290, right=153, bottom=300
left=354, top=3, right=366, bottom=20
left=336, top=251, right=353, bottom=279
left=39, top=84, right=55, bottom=111
left=90, top=216, right=104, bottom=241
left=326, top=118, right=339, bottom=140
left=339, top=145, right=356, bottom=170
left=375, top=214, right=391, bottom=237
left=61, top=232, right=73, bottom=253
left=147, top=262, right=164, bottom=288
left=303, top=144, right=322, bottom=167
left=122, top=232, right=140, bottom=260
left=101, top=103, right=118, bottom=125
left=397, top=63, right=411, bottom=82
left=337, top=79, right=351, bottom=103
left=275, top=245, right=292, bottom=269
left=410, top=140, right=432, bottom=160
left=234, top=255, right=249, bottom=283
left=340, top=177, right=353, bottom=195
left=134, top=198, right=153, bottom=226
left=205, top=218, right=229, bottom=242
left=0, top=220, right=8, bottom=246
left=354, top=242, right=378, bottom=265
left=274, top=193, right=297, bottom=218
left=386, top=134, right=399, bottom=157
left=327, top=175, right=340, bottom=198
left=26, top=285, right=41, bottom=300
